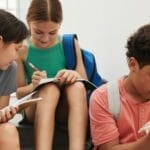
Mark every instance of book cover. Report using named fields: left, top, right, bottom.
left=76, top=79, right=97, bottom=91
left=34, top=78, right=60, bottom=90
left=35, top=78, right=97, bottom=91
left=12, top=91, right=42, bottom=112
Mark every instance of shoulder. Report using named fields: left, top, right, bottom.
left=0, top=62, right=17, bottom=95
left=18, top=40, right=28, bottom=60
left=0, top=63, right=16, bottom=78
left=6, top=62, right=17, bottom=75
left=90, top=83, right=108, bottom=108
left=90, top=78, right=122, bottom=109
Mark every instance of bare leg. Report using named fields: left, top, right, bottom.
left=0, top=123, right=20, bottom=150
left=25, top=84, right=60, bottom=150
left=66, top=82, right=88, bottom=150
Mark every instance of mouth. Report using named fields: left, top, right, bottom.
left=40, top=41, right=48, bottom=44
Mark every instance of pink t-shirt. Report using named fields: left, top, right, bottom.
left=89, top=77, right=150, bottom=148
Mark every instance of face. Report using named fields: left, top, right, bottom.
left=0, top=40, right=21, bottom=70
left=29, top=21, right=61, bottom=48
left=129, top=58, right=150, bottom=100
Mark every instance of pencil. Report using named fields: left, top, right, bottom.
left=28, top=62, right=39, bottom=71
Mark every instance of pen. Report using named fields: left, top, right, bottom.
left=28, top=62, right=39, bottom=71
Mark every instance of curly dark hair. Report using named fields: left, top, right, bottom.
left=126, top=24, right=150, bottom=68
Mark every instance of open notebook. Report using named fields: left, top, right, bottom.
left=10, top=78, right=97, bottom=112
left=11, top=91, right=42, bottom=112
left=35, top=77, right=97, bottom=91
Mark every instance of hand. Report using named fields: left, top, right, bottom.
left=56, top=69, right=81, bottom=85
left=138, top=121, right=150, bottom=135
left=0, top=106, right=18, bottom=123
left=31, top=70, right=47, bottom=90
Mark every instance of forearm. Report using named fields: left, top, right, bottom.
left=0, top=96, right=9, bottom=109
left=16, top=83, right=34, bottom=99
left=99, top=134, right=150, bottom=150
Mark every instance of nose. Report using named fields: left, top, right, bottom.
left=41, top=34, right=50, bottom=42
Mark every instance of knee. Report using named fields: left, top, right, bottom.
left=39, top=83, right=60, bottom=96
left=66, top=81, right=86, bottom=93
left=0, top=123, right=19, bottom=144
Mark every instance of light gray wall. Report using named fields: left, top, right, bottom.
left=19, top=0, right=150, bottom=81
left=17, top=0, right=30, bottom=21
left=61, top=0, right=150, bottom=80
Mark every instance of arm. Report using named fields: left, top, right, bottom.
left=90, top=88, right=150, bottom=150
left=16, top=46, right=47, bottom=99
left=74, top=39, right=87, bottom=79
left=16, top=46, right=34, bottom=98
left=0, top=96, right=10, bottom=109
left=98, top=135, right=150, bottom=150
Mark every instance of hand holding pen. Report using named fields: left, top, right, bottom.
left=28, top=62, right=47, bottom=78
left=28, top=62, right=47, bottom=89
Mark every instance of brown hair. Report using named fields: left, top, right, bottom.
left=26, top=0, right=63, bottom=23
left=0, top=9, right=28, bottom=43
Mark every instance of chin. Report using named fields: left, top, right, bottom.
left=0, top=65, right=9, bottom=70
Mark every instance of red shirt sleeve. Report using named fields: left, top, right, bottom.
left=89, top=85, right=120, bottom=146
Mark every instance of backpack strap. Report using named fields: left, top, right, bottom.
left=62, top=34, right=78, bottom=69
left=107, top=80, right=120, bottom=120
left=62, top=34, right=104, bottom=87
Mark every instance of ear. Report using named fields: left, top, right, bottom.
left=0, top=36, right=4, bottom=49
left=128, top=57, right=139, bottom=72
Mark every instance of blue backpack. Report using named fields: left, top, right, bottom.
left=62, top=34, right=104, bottom=88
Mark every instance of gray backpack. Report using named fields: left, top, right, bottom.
left=107, top=80, right=120, bottom=120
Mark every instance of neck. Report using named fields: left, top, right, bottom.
left=124, top=76, right=149, bottom=102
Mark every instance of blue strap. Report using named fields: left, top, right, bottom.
left=62, top=34, right=77, bottom=69
left=62, top=34, right=103, bottom=87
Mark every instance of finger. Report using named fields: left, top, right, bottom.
left=0, top=110, right=7, bottom=123
left=138, top=126, right=150, bottom=134
left=61, top=71, right=71, bottom=79
left=56, top=69, right=66, bottom=78
left=70, top=76, right=77, bottom=84
left=59, top=76, right=66, bottom=85
left=33, top=71, right=45, bottom=79
left=65, top=73, right=75, bottom=83
left=5, top=107, right=12, bottom=120
left=42, top=71, right=47, bottom=78
left=0, top=110, right=2, bottom=123
left=9, top=106, right=17, bottom=116
left=32, top=74, right=42, bottom=80
left=138, top=127, right=145, bottom=133
left=145, top=129, right=150, bottom=135
left=32, top=78, right=40, bottom=85
left=143, top=121, right=150, bottom=127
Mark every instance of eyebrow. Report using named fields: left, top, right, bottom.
left=34, top=28, right=58, bottom=33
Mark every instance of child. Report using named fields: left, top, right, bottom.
left=16, top=0, right=88, bottom=149
left=90, top=24, right=150, bottom=150
left=0, top=9, right=28, bottom=150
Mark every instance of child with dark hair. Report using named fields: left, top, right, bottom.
left=0, top=9, right=28, bottom=150
left=90, top=24, right=150, bottom=150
